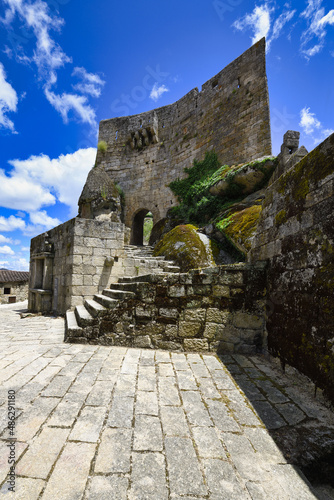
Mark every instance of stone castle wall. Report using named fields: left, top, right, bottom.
left=96, top=38, right=271, bottom=231
left=249, top=132, right=334, bottom=402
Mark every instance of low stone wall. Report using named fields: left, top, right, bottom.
left=249, top=132, right=334, bottom=402
left=71, top=263, right=267, bottom=354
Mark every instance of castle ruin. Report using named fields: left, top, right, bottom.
left=28, top=38, right=334, bottom=403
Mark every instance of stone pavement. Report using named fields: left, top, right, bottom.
left=0, top=302, right=333, bottom=499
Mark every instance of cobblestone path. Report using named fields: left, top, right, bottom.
left=0, top=302, right=328, bottom=499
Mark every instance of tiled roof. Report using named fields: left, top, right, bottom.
left=0, top=270, right=30, bottom=283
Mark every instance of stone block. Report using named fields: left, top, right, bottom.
left=233, top=312, right=264, bottom=329
left=159, top=308, right=178, bottom=318
left=184, top=308, right=206, bottom=322
left=206, top=308, right=229, bottom=323
left=168, top=285, right=185, bottom=297
left=178, top=321, right=201, bottom=338
left=133, top=335, right=152, bottom=348
left=165, top=325, right=178, bottom=337
left=219, top=272, right=243, bottom=286
left=212, top=285, right=230, bottom=297
left=183, top=339, right=209, bottom=351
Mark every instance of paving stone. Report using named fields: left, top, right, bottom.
left=165, top=436, right=207, bottom=496
left=205, top=398, right=240, bottom=432
left=136, top=390, right=159, bottom=415
left=114, top=374, right=137, bottom=397
left=95, top=427, right=131, bottom=473
left=86, top=380, right=114, bottom=406
left=181, top=391, right=212, bottom=426
left=47, top=392, right=85, bottom=427
left=160, top=406, right=190, bottom=437
left=0, top=477, right=45, bottom=499
left=0, top=439, right=27, bottom=485
left=222, top=432, right=270, bottom=480
left=107, top=396, right=134, bottom=428
left=245, top=481, right=268, bottom=499
left=243, top=427, right=285, bottom=464
left=192, top=426, right=226, bottom=458
left=133, top=415, right=163, bottom=451
left=158, top=377, right=181, bottom=406
left=129, top=452, right=168, bottom=499
left=69, top=405, right=106, bottom=442
left=270, top=464, right=318, bottom=499
left=14, top=397, right=59, bottom=441
left=42, top=442, right=95, bottom=500
left=158, top=363, right=174, bottom=377
left=87, top=476, right=128, bottom=500
left=232, top=355, right=255, bottom=368
left=16, top=427, right=69, bottom=479
left=251, top=400, right=287, bottom=429
left=255, top=379, right=289, bottom=403
left=275, top=402, right=306, bottom=425
left=225, top=390, right=262, bottom=427
left=176, top=371, right=198, bottom=390
left=197, top=377, right=221, bottom=398
left=138, top=366, right=156, bottom=390
left=203, top=458, right=251, bottom=499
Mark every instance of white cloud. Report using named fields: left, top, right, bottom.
left=0, top=62, right=18, bottom=132
left=0, top=168, right=56, bottom=211
left=299, top=107, right=333, bottom=145
left=0, top=215, right=26, bottom=232
left=21, top=246, right=30, bottom=251
left=150, top=83, right=169, bottom=102
left=7, top=147, right=96, bottom=217
left=1, top=0, right=104, bottom=127
left=0, top=234, right=14, bottom=244
left=233, top=5, right=271, bottom=45
left=300, top=107, right=321, bottom=134
left=0, top=257, right=29, bottom=271
left=24, top=210, right=61, bottom=236
left=44, top=88, right=97, bottom=127
left=301, top=0, right=334, bottom=57
left=0, top=245, right=15, bottom=255
left=270, top=9, right=296, bottom=48
left=72, top=67, right=105, bottom=98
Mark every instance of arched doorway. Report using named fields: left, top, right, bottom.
left=130, top=209, right=153, bottom=245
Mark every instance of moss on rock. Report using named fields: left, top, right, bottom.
left=153, top=224, right=216, bottom=272
left=217, top=205, right=262, bottom=252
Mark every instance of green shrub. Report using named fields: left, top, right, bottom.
left=97, top=141, right=107, bottom=153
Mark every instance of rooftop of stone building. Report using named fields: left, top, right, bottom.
left=0, top=270, right=30, bottom=283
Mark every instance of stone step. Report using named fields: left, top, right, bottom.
left=109, top=283, right=141, bottom=292
left=66, top=311, right=83, bottom=338
left=119, top=275, right=152, bottom=283
left=75, top=305, right=95, bottom=327
left=84, top=299, right=108, bottom=317
left=94, top=294, right=119, bottom=309
left=103, top=289, right=136, bottom=300
left=164, top=265, right=180, bottom=272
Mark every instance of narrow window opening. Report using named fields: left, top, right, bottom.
left=114, top=256, right=119, bottom=262
left=288, top=148, right=293, bottom=154
left=212, top=79, right=218, bottom=89
left=116, top=130, right=118, bottom=140
left=4, top=287, right=10, bottom=295
left=237, top=77, right=241, bottom=88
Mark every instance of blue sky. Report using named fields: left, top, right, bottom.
left=0, top=0, right=333, bottom=270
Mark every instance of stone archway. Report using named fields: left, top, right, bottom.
left=130, top=209, right=150, bottom=245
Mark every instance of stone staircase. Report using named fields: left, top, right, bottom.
left=65, top=247, right=180, bottom=341
left=122, top=245, right=180, bottom=276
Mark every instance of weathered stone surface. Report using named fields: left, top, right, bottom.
left=178, top=321, right=201, bottom=338
left=165, top=437, right=207, bottom=496
left=129, top=452, right=168, bottom=500
left=183, top=338, right=209, bottom=351
left=95, top=428, right=132, bottom=473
